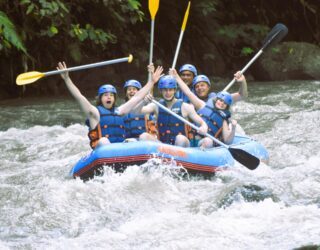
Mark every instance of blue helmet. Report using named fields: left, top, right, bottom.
left=158, top=75, right=177, bottom=89
left=192, top=75, right=211, bottom=88
left=179, top=64, right=197, bottom=76
left=123, top=79, right=142, bottom=90
left=216, top=91, right=233, bottom=106
left=98, top=84, right=117, bottom=96
left=208, top=92, right=217, bottom=99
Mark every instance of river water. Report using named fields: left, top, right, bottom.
left=0, top=80, right=319, bottom=249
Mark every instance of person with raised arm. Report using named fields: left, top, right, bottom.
left=169, top=68, right=237, bottom=148
left=57, top=62, right=163, bottom=148
left=122, top=79, right=158, bottom=140
left=136, top=74, right=208, bottom=147
left=192, top=71, right=248, bottom=103
left=175, top=63, right=197, bottom=103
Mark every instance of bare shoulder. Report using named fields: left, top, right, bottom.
left=143, top=102, right=158, bottom=113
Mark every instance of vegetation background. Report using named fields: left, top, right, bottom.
left=0, top=0, right=319, bottom=99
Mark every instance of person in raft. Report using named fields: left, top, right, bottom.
left=122, top=79, right=158, bottom=139
left=175, top=63, right=198, bottom=103
left=192, top=71, right=248, bottom=103
left=135, top=73, right=208, bottom=147
left=169, top=68, right=237, bottom=148
left=57, top=62, right=163, bottom=149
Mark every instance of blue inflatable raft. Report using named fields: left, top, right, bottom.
left=70, top=134, right=269, bottom=180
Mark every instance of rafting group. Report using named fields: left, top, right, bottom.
left=15, top=0, right=287, bottom=173
left=56, top=61, right=248, bottom=150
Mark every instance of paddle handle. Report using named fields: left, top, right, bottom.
left=223, top=50, right=263, bottom=92
left=45, top=55, right=133, bottom=76
left=152, top=99, right=229, bottom=149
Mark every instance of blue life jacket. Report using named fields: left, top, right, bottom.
left=123, top=113, right=146, bottom=138
left=87, top=105, right=126, bottom=148
left=124, top=112, right=159, bottom=138
left=199, top=91, right=217, bottom=103
left=197, top=97, right=231, bottom=138
left=157, top=99, right=194, bottom=145
left=175, top=89, right=190, bottom=103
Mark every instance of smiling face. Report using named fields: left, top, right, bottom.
left=100, top=92, right=115, bottom=109
left=215, top=98, right=228, bottom=110
left=125, top=86, right=139, bottom=100
left=194, top=82, right=210, bottom=99
left=161, top=88, right=176, bottom=102
left=180, top=70, right=194, bottom=86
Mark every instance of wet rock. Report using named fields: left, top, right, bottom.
left=252, top=42, right=320, bottom=80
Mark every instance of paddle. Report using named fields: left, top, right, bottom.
left=152, top=99, right=260, bottom=170
left=171, top=1, right=191, bottom=69
left=148, top=0, right=160, bottom=82
left=223, top=23, right=288, bottom=91
left=16, top=54, right=133, bottom=86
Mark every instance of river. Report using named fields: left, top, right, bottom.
left=0, top=80, right=319, bottom=249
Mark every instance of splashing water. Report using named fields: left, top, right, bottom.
left=0, top=81, right=319, bottom=249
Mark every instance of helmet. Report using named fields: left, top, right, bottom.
left=192, top=75, right=211, bottom=89
left=179, top=64, right=197, bottom=76
left=208, top=92, right=217, bottom=99
left=158, top=75, right=177, bottom=89
left=216, top=91, right=233, bottom=106
left=98, top=84, right=117, bottom=96
left=123, top=79, right=142, bottom=90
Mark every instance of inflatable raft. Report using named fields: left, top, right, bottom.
left=70, top=134, right=269, bottom=180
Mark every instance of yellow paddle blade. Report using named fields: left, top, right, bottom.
left=148, top=0, right=160, bottom=20
left=16, top=71, right=45, bottom=85
left=181, top=1, right=191, bottom=31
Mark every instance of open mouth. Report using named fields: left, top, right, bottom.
left=106, top=101, right=112, bottom=104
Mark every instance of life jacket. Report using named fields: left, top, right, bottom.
left=157, top=99, right=195, bottom=145
left=197, top=97, right=231, bottom=139
left=175, top=89, right=190, bottom=103
left=202, top=91, right=217, bottom=102
left=87, top=105, right=126, bottom=149
left=124, top=112, right=158, bottom=138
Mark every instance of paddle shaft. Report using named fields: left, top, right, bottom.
left=152, top=99, right=229, bottom=149
left=172, top=2, right=190, bottom=69
left=223, top=28, right=284, bottom=92
left=148, top=20, right=155, bottom=82
left=172, top=31, right=185, bottom=69
left=45, top=56, right=132, bottom=77
left=223, top=50, right=263, bottom=91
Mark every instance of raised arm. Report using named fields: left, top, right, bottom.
left=118, top=65, right=163, bottom=115
left=231, top=71, right=248, bottom=103
left=57, top=62, right=99, bottom=127
left=169, top=68, right=205, bottom=110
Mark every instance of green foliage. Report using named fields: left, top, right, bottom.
left=217, top=24, right=269, bottom=47
left=241, top=47, right=254, bottom=56
left=197, top=1, right=218, bottom=16
left=0, top=11, right=27, bottom=53
left=215, top=24, right=269, bottom=57
left=21, top=0, right=68, bottom=17
left=0, top=0, right=319, bottom=99
left=69, top=24, right=117, bottom=48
